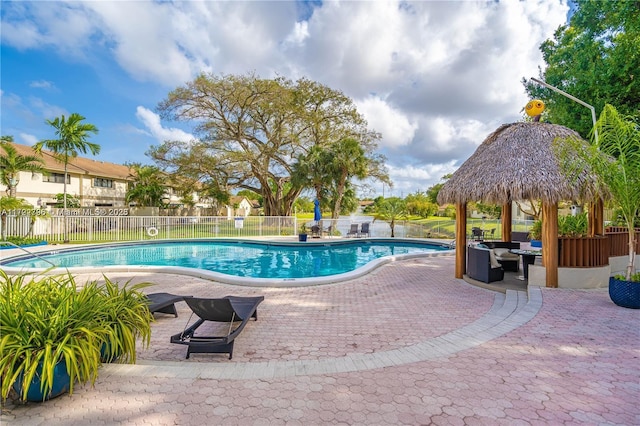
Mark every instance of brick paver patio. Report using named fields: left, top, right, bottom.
left=1, top=255, right=638, bottom=425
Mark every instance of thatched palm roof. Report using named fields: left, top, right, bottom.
left=438, top=122, right=601, bottom=205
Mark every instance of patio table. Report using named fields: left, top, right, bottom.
left=509, top=249, right=542, bottom=280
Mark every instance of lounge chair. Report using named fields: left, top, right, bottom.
left=347, top=223, right=359, bottom=237
left=170, top=295, right=264, bottom=359
left=359, top=222, right=371, bottom=237
left=147, top=292, right=191, bottom=317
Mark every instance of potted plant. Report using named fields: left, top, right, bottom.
left=0, top=271, right=155, bottom=402
left=98, top=277, right=154, bottom=363
left=0, top=272, right=107, bottom=402
left=555, top=104, right=640, bottom=308
left=529, top=219, right=542, bottom=247
left=298, top=223, right=308, bottom=242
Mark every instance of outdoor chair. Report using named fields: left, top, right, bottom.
left=322, top=225, right=334, bottom=238
left=347, top=223, right=360, bottom=237
left=170, top=295, right=264, bottom=359
left=146, top=292, right=191, bottom=317
left=471, top=227, right=484, bottom=241
left=467, top=245, right=504, bottom=283
left=482, top=241, right=521, bottom=272
left=358, top=222, right=371, bottom=237
left=310, top=225, right=321, bottom=238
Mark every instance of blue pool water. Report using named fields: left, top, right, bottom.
left=1, top=239, right=450, bottom=279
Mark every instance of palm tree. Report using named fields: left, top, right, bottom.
left=34, top=113, right=99, bottom=242
left=0, top=140, right=46, bottom=197
left=0, top=196, right=35, bottom=240
left=326, top=138, right=368, bottom=220
left=588, top=105, right=639, bottom=280
left=125, top=163, right=168, bottom=207
left=373, top=197, right=408, bottom=238
left=556, top=104, right=640, bottom=280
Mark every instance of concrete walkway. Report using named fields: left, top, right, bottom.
left=1, top=255, right=638, bottom=425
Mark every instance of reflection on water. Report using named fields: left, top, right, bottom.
left=5, top=241, right=446, bottom=279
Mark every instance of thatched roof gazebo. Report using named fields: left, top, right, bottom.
left=438, top=122, right=603, bottom=287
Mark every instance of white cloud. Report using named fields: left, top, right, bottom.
left=19, top=133, right=39, bottom=145
left=135, top=106, right=193, bottom=144
left=29, top=80, right=56, bottom=90
left=29, top=98, right=68, bottom=121
left=1, top=0, right=570, bottom=195
left=356, top=96, right=417, bottom=149
left=283, top=21, right=309, bottom=47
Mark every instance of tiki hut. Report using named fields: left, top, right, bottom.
left=438, top=122, right=603, bottom=287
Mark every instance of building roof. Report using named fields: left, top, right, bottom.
left=7, top=142, right=132, bottom=180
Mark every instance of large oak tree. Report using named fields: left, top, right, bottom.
left=152, top=73, right=388, bottom=216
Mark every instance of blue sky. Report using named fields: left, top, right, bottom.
left=1, top=0, right=570, bottom=197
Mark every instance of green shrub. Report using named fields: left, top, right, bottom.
left=558, top=213, right=588, bottom=237
left=0, top=271, right=154, bottom=401
left=613, top=272, right=640, bottom=283
left=529, top=219, right=542, bottom=241
left=98, top=277, right=153, bottom=363
left=0, top=237, right=46, bottom=247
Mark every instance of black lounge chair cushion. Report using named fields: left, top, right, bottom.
left=147, top=292, right=191, bottom=317
left=170, top=295, right=264, bottom=359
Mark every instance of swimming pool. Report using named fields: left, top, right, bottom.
left=0, top=239, right=453, bottom=286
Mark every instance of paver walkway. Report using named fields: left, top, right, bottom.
left=1, top=255, right=638, bottom=425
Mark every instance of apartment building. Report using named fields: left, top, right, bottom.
left=2, top=142, right=245, bottom=214
left=4, top=142, right=133, bottom=208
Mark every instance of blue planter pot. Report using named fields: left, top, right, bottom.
left=100, top=342, right=121, bottom=363
left=609, top=277, right=640, bottom=309
left=13, top=360, right=71, bottom=402
left=298, top=234, right=308, bottom=242
left=530, top=240, right=542, bottom=248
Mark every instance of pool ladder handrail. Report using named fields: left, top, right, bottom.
left=0, top=241, right=57, bottom=267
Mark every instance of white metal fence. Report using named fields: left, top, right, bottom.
left=1, top=214, right=533, bottom=243
left=2, top=215, right=298, bottom=242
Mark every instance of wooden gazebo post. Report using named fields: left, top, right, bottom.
left=542, top=202, right=559, bottom=288
left=501, top=203, right=512, bottom=242
left=588, top=198, right=605, bottom=236
left=455, top=203, right=467, bottom=279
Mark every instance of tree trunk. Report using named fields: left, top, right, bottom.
left=627, top=229, right=637, bottom=281
left=1, top=212, right=6, bottom=240
left=63, top=161, right=69, bottom=242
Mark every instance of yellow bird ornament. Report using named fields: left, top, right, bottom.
left=525, top=99, right=545, bottom=122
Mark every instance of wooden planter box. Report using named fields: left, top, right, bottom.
left=558, top=236, right=609, bottom=268
left=605, top=227, right=640, bottom=257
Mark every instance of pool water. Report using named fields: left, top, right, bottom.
left=2, top=240, right=449, bottom=279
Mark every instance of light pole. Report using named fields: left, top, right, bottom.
left=530, top=77, right=598, bottom=144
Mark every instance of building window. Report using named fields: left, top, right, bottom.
left=93, top=178, right=113, bottom=188
left=43, top=173, right=70, bottom=184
